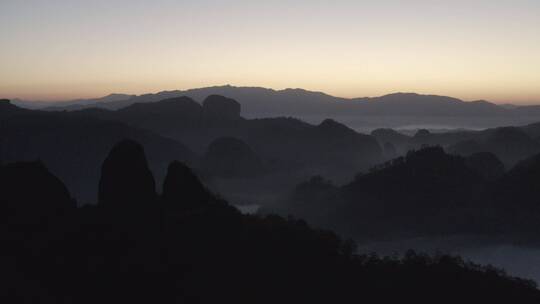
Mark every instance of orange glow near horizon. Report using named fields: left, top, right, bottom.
left=1, top=0, right=539, bottom=104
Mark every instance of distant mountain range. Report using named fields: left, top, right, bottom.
left=12, top=93, right=135, bottom=110
left=10, top=86, right=540, bottom=130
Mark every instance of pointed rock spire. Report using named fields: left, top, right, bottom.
left=0, top=161, right=73, bottom=222
left=162, top=161, right=213, bottom=208
left=98, top=139, right=156, bottom=207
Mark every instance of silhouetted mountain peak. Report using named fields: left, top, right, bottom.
left=363, top=146, right=466, bottom=177
left=162, top=161, right=213, bottom=206
left=202, top=95, right=241, bottom=119
left=316, top=119, right=357, bottom=136
left=98, top=139, right=156, bottom=207
left=381, top=92, right=421, bottom=99
left=279, top=88, right=332, bottom=98
left=339, top=146, right=486, bottom=235
left=470, top=100, right=492, bottom=105
left=282, top=88, right=311, bottom=94
left=103, top=93, right=134, bottom=100
left=0, top=160, right=73, bottom=222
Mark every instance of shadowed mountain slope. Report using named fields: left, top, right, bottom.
left=98, top=140, right=157, bottom=207
left=202, top=137, right=265, bottom=178
left=279, top=146, right=540, bottom=242
left=0, top=98, right=382, bottom=206
left=0, top=161, right=74, bottom=226
left=2, top=141, right=540, bottom=303
left=72, top=95, right=383, bottom=180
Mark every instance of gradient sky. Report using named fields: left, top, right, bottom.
left=1, top=0, right=539, bottom=103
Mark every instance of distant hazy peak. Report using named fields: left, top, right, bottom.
left=470, top=100, right=492, bottom=105
left=101, top=93, right=135, bottom=101
left=378, top=92, right=463, bottom=102
left=124, top=96, right=200, bottom=110
left=279, top=87, right=332, bottom=96
left=380, top=92, right=422, bottom=98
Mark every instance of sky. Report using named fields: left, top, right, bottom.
left=1, top=0, right=539, bottom=104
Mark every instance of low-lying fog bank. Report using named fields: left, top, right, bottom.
left=235, top=203, right=540, bottom=284
left=299, top=115, right=538, bottom=134
left=357, top=236, right=540, bottom=284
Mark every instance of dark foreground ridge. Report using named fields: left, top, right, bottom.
left=1, top=140, right=539, bottom=303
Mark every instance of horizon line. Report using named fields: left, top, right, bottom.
left=6, top=84, right=540, bottom=106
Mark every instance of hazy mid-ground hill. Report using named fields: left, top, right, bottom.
left=0, top=97, right=382, bottom=204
